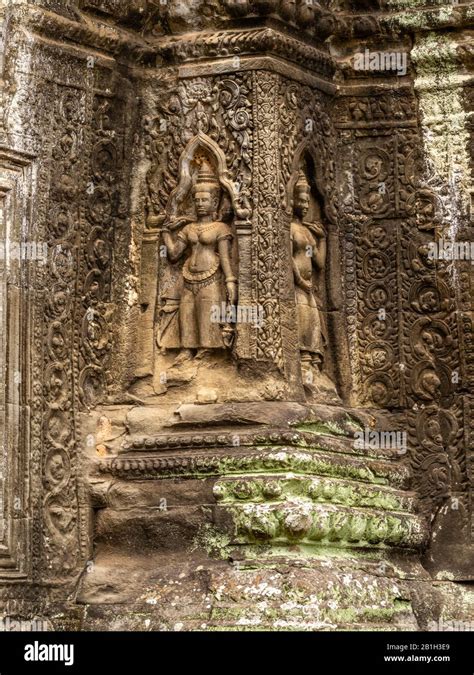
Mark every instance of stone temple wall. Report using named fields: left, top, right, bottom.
left=0, top=0, right=472, bottom=630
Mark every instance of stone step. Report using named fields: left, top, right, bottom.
left=218, top=501, right=427, bottom=549
left=94, top=505, right=210, bottom=552
left=94, top=500, right=427, bottom=552
left=93, top=473, right=419, bottom=514
left=213, top=473, right=419, bottom=513
left=75, top=551, right=427, bottom=632
left=97, top=445, right=411, bottom=490
left=123, top=427, right=404, bottom=462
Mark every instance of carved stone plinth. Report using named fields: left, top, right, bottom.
left=73, top=401, right=433, bottom=629
left=96, top=419, right=427, bottom=552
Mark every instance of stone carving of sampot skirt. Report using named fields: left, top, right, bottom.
left=296, top=284, right=323, bottom=359
left=177, top=221, right=233, bottom=349
left=291, top=220, right=325, bottom=367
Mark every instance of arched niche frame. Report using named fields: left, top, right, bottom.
left=134, top=133, right=247, bottom=380
left=165, top=132, right=249, bottom=222
left=285, top=139, right=337, bottom=225
left=285, top=139, right=351, bottom=402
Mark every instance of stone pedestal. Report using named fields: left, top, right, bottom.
left=79, top=401, right=430, bottom=630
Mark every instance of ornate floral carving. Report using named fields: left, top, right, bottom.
left=144, top=75, right=253, bottom=228
left=41, top=84, right=85, bottom=574
left=252, top=71, right=284, bottom=368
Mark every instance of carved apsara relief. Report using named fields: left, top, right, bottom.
left=157, top=152, right=238, bottom=362
left=290, top=170, right=326, bottom=374
left=135, top=70, right=346, bottom=402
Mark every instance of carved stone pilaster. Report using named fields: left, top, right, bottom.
left=250, top=70, right=301, bottom=394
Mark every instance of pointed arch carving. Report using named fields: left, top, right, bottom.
left=166, top=132, right=247, bottom=220
left=286, top=138, right=336, bottom=224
